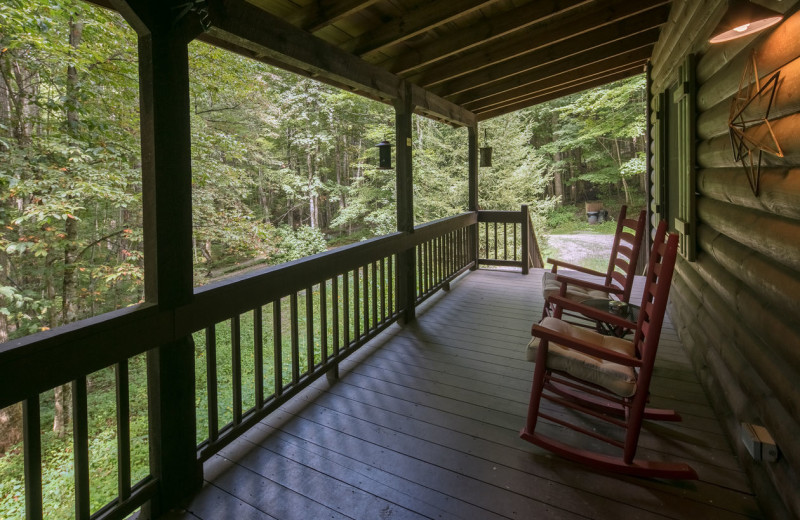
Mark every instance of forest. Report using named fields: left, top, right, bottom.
left=0, top=0, right=647, bottom=517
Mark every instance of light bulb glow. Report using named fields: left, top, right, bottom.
left=733, top=23, right=751, bottom=32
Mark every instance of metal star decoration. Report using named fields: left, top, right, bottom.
left=728, top=51, right=783, bottom=196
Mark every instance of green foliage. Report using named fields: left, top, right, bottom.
left=273, top=225, right=327, bottom=263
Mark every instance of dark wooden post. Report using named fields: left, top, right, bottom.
left=468, top=124, right=479, bottom=269
left=520, top=204, right=530, bottom=275
left=116, top=1, right=203, bottom=515
left=641, top=60, right=653, bottom=274
left=395, top=87, right=416, bottom=323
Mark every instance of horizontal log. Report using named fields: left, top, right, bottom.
left=651, top=0, right=724, bottom=91
left=697, top=167, right=800, bottom=220
left=697, top=197, right=800, bottom=272
left=697, top=9, right=800, bottom=112
left=697, top=112, right=800, bottom=169
left=697, top=224, right=800, bottom=320
left=668, top=289, right=800, bottom=516
left=673, top=259, right=800, bottom=463
left=692, top=244, right=800, bottom=375
left=697, top=53, right=800, bottom=140
left=0, top=304, right=172, bottom=409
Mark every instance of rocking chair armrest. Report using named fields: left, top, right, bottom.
left=548, top=295, right=637, bottom=330
left=553, top=274, right=624, bottom=295
left=548, top=258, right=606, bottom=278
left=532, top=324, right=642, bottom=367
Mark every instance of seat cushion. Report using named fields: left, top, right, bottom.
left=526, top=317, right=637, bottom=397
left=542, top=271, right=610, bottom=302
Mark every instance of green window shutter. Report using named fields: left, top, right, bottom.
left=653, top=91, right=666, bottom=224
left=672, top=54, right=697, bottom=261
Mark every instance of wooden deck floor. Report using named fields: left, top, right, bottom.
left=169, top=269, right=763, bottom=520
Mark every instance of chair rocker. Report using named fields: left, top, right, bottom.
left=542, top=206, right=647, bottom=324
left=521, top=221, right=698, bottom=479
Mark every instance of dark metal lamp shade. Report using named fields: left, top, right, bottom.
left=376, top=140, right=392, bottom=169
left=479, top=146, right=492, bottom=167
left=709, top=0, right=782, bottom=43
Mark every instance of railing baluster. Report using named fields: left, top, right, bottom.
left=290, top=293, right=300, bottom=384
left=484, top=222, right=489, bottom=259
left=23, top=395, right=43, bottom=520
left=306, top=287, right=314, bottom=373
left=389, top=255, right=395, bottom=317
left=231, top=315, right=242, bottom=425
left=371, top=261, right=378, bottom=330
left=343, top=273, right=350, bottom=347
left=380, top=258, right=386, bottom=321
left=363, top=265, right=370, bottom=334
left=493, top=221, right=498, bottom=259
left=206, top=326, right=218, bottom=441
left=253, top=307, right=264, bottom=409
left=513, top=222, right=518, bottom=262
left=416, top=244, right=423, bottom=298
left=273, top=300, right=283, bottom=395
left=353, top=268, right=361, bottom=341
left=73, top=377, right=90, bottom=520
left=332, top=276, right=340, bottom=357
left=115, top=360, right=131, bottom=502
left=320, top=281, right=328, bottom=364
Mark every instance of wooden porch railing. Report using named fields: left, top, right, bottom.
left=477, top=205, right=544, bottom=273
left=0, top=208, right=541, bottom=520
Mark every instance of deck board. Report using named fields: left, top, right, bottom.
left=180, top=269, right=763, bottom=520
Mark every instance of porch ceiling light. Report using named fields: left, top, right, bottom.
left=709, top=0, right=783, bottom=43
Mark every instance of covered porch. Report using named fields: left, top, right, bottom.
left=173, top=268, right=759, bottom=520
left=2, top=0, right=799, bottom=518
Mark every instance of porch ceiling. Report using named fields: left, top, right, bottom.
left=237, top=0, right=672, bottom=120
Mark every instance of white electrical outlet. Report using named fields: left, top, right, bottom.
left=741, top=423, right=779, bottom=462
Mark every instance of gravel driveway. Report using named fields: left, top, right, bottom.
left=543, top=234, right=614, bottom=267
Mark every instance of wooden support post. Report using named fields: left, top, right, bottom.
left=520, top=204, right=530, bottom=275
left=395, top=88, right=416, bottom=323
left=468, top=124, right=479, bottom=270
left=641, top=60, right=653, bottom=274
left=118, top=2, right=203, bottom=515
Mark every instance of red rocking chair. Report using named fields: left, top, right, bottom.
left=542, top=206, right=647, bottom=320
left=521, top=221, right=698, bottom=479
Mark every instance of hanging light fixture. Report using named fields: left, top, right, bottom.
left=709, top=0, right=783, bottom=44
left=376, top=139, right=392, bottom=169
left=479, top=129, right=492, bottom=167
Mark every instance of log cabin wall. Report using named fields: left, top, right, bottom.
left=650, top=1, right=800, bottom=517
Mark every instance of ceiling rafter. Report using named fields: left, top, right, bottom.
left=427, top=15, right=665, bottom=99
left=412, top=0, right=670, bottom=89
left=465, top=57, right=650, bottom=112
left=451, top=37, right=657, bottom=107
left=342, top=0, right=500, bottom=58
left=289, top=0, right=381, bottom=33
left=384, top=0, right=592, bottom=75
left=475, top=65, right=645, bottom=120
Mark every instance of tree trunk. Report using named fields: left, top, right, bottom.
left=54, top=13, right=84, bottom=437
left=307, top=151, right=318, bottom=229
left=0, top=404, right=23, bottom=455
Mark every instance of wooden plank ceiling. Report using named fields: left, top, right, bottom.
left=240, top=0, right=673, bottom=121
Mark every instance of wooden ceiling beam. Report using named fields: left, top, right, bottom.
left=429, top=19, right=663, bottom=99
left=413, top=0, right=670, bottom=89
left=453, top=40, right=656, bottom=108
left=287, top=0, right=381, bottom=34
left=345, top=0, right=498, bottom=58
left=385, top=0, right=592, bottom=75
left=475, top=66, right=644, bottom=120
left=465, top=57, right=649, bottom=112
left=204, top=0, right=475, bottom=126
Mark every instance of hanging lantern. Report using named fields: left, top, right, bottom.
left=376, top=140, right=392, bottom=169
left=479, top=129, right=492, bottom=167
